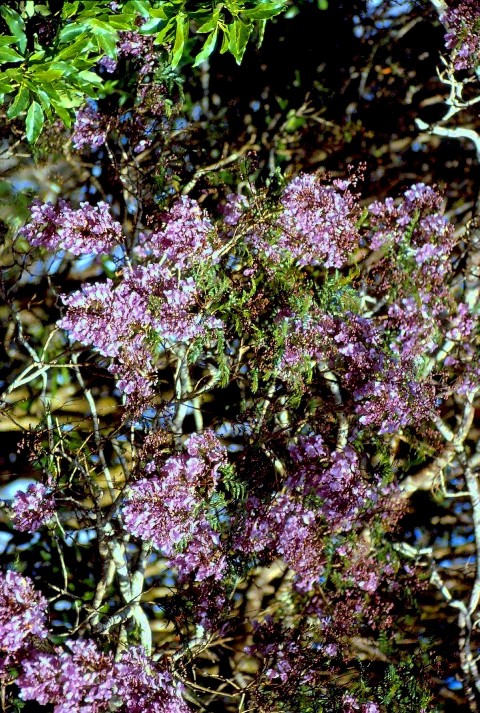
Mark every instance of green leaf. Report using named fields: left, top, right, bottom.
left=0, top=46, right=24, bottom=64
left=50, top=99, right=73, bottom=127
left=0, top=7, right=27, bottom=54
left=193, top=29, right=218, bottom=66
left=38, top=81, right=61, bottom=103
left=77, top=70, right=103, bottom=87
left=108, top=14, right=138, bottom=30
left=33, top=87, right=52, bottom=114
left=142, top=6, right=169, bottom=22
left=241, top=2, right=285, bottom=20
left=89, top=18, right=119, bottom=33
left=171, top=13, right=187, bottom=68
left=0, top=79, right=13, bottom=94
left=219, top=25, right=231, bottom=54
left=229, top=19, right=252, bottom=64
left=93, top=29, right=118, bottom=57
left=154, top=18, right=174, bottom=44
left=197, top=8, right=222, bottom=34
left=56, top=35, right=92, bottom=61
left=33, top=68, right=65, bottom=82
left=138, top=16, right=162, bottom=33
left=7, top=85, right=30, bottom=119
left=59, top=22, right=87, bottom=44
left=127, top=0, right=153, bottom=13
left=50, top=86, right=84, bottom=108
left=62, top=2, right=80, bottom=18
left=25, top=101, right=44, bottom=144
left=0, top=36, right=18, bottom=47
left=28, top=50, right=46, bottom=62
left=257, top=18, right=267, bottom=47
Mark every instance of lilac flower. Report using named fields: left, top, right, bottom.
left=123, top=432, right=227, bottom=576
left=98, top=55, right=118, bottom=73
left=17, top=650, right=62, bottom=706
left=115, top=646, right=190, bottom=713
left=58, top=265, right=222, bottom=402
left=185, top=429, right=228, bottom=476
left=0, top=570, right=48, bottom=652
left=287, top=444, right=381, bottom=535
left=442, top=0, right=480, bottom=70
left=58, top=278, right=148, bottom=359
left=136, top=196, right=219, bottom=268
left=117, top=31, right=157, bottom=77
left=71, top=105, right=108, bottom=151
left=279, top=308, right=382, bottom=394
left=354, top=366, right=436, bottom=435
left=123, top=475, right=187, bottom=553
left=170, top=518, right=227, bottom=581
left=17, top=642, right=189, bottom=713
left=289, top=433, right=327, bottom=463
left=343, top=695, right=380, bottom=713
left=235, top=438, right=399, bottom=592
left=274, top=173, right=361, bottom=267
left=267, top=493, right=320, bottom=591
left=11, top=483, right=55, bottom=533
left=19, top=640, right=115, bottom=712
left=22, top=199, right=122, bottom=255
left=368, top=182, right=447, bottom=249
left=222, top=193, right=249, bottom=228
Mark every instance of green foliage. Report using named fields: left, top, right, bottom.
left=376, top=660, right=433, bottom=711
left=139, top=0, right=287, bottom=66
left=0, top=180, right=34, bottom=234
left=219, top=461, right=247, bottom=501
left=0, top=0, right=287, bottom=142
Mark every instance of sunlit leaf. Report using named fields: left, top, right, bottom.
left=7, top=85, right=30, bottom=119
left=25, top=100, right=44, bottom=144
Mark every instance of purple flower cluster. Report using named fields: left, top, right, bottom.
left=274, top=174, right=362, bottom=267
left=99, top=31, right=157, bottom=77
left=367, top=184, right=455, bottom=324
left=343, top=695, right=380, bottom=713
left=280, top=309, right=381, bottom=379
left=221, top=192, right=249, bottom=229
left=442, top=0, right=480, bottom=70
left=279, top=307, right=436, bottom=433
left=22, top=199, right=122, bottom=255
left=114, top=646, right=189, bottom=713
left=58, top=273, right=155, bottom=399
left=18, top=639, right=114, bottom=711
left=119, top=31, right=157, bottom=76
left=71, top=105, right=108, bottom=150
left=58, top=264, right=222, bottom=400
left=338, top=540, right=384, bottom=595
left=11, top=483, right=55, bottom=533
left=17, top=642, right=189, bottom=713
left=75, top=31, right=163, bottom=153
left=235, top=436, right=395, bottom=591
left=0, top=570, right=48, bottom=652
left=273, top=181, right=462, bottom=433
left=170, top=518, right=227, bottom=582
left=234, top=490, right=320, bottom=591
left=354, top=366, right=436, bottom=435
left=123, top=431, right=228, bottom=578
left=136, top=196, right=219, bottom=268
left=288, top=441, right=381, bottom=534
left=365, top=182, right=464, bottom=368
left=368, top=183, right=453, bottom=259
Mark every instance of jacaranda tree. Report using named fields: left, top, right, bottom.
left=2, top=1, right=480, bottom=711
